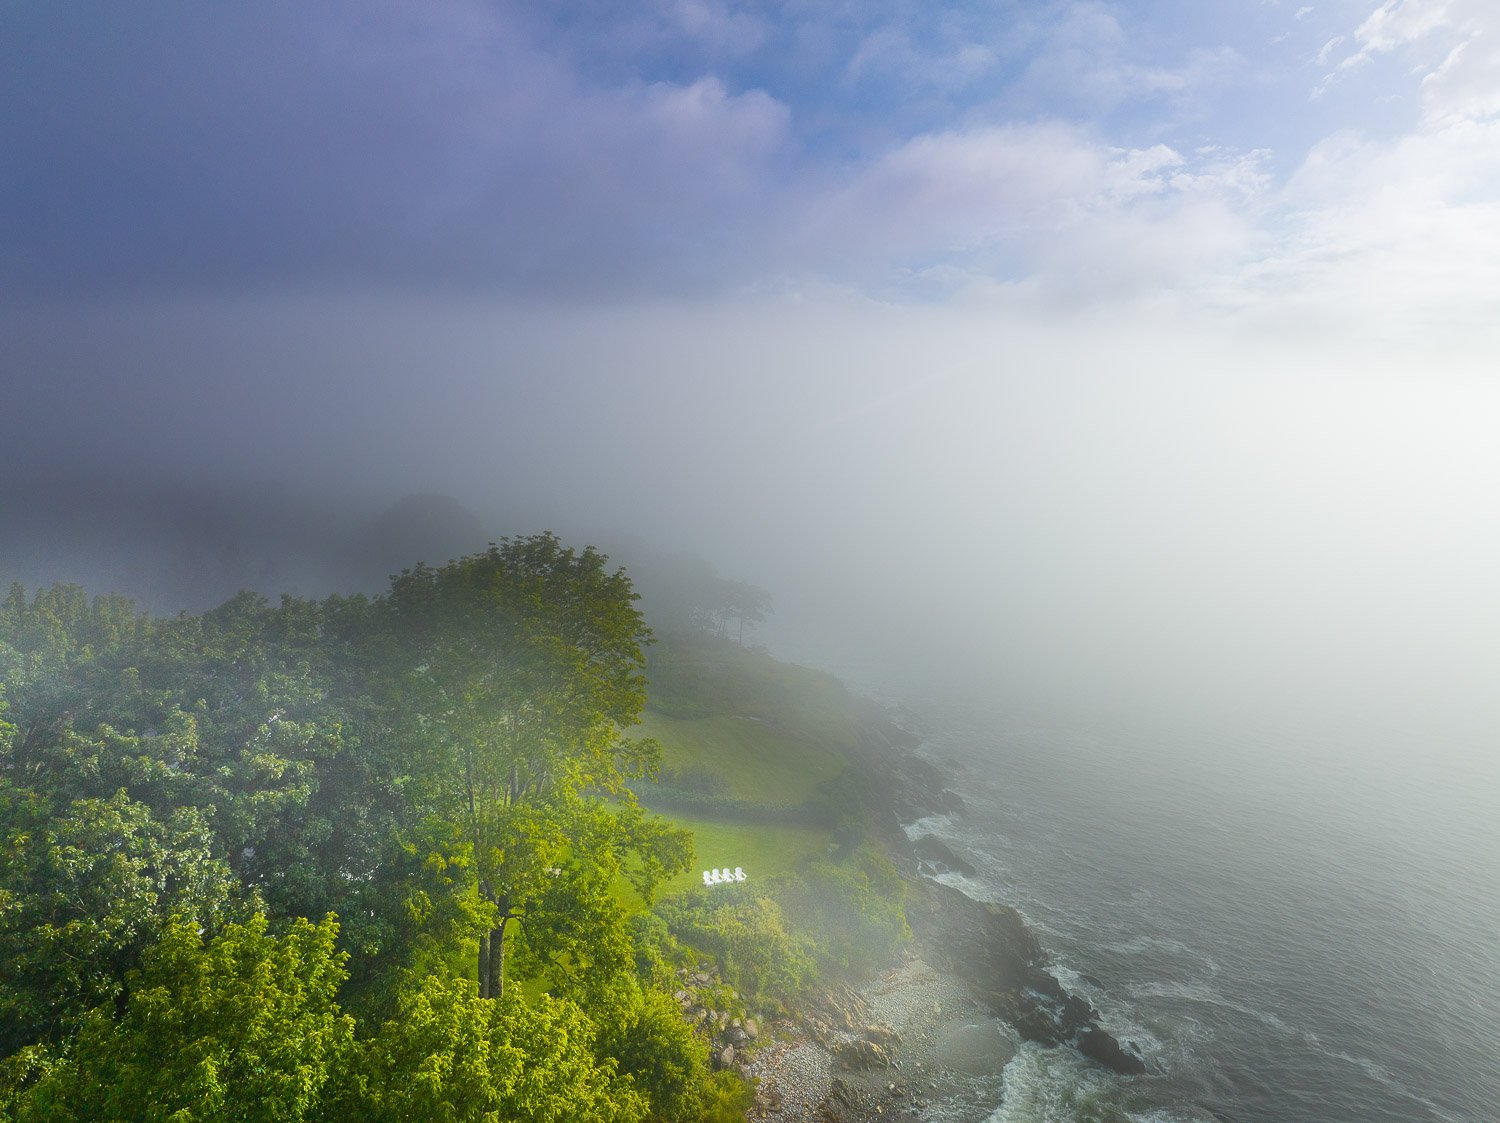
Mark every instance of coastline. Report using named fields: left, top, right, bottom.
left=747, top=705, right=1145, bottom=1122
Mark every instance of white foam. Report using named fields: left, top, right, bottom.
left=1101, top=935, right=1220, bottom=974
left=903, top=812, right=957, bottom=839
left=984, top=1044, right=1209, bottom=1123
left=1123, top=979, right=1295, bottom=1038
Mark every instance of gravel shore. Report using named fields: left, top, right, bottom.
left=749, top=953, right=1016, bottom=1122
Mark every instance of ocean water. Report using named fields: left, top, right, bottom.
left=909, top=706, right=1500, bottom=1123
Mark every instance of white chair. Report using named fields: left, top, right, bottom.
left=733, top=867, right=746, bottom=881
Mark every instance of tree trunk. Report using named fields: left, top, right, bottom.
left=488, top=917, right=508, bottom=999
left=477, top=929, right=491, bottom=998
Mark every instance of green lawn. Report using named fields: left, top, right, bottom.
left=636, top=711, right=847, bottom=806
left=622, top=808, right=832, bottom=906
left=611, top=634, right=856, bottom=907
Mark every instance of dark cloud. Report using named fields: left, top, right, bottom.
left=1, top=1, right=792, bottom=298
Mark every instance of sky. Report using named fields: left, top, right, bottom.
left=4, top=0, right=1500, bottom=740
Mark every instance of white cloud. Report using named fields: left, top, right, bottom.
left=1315, top=35, right=1346, bottom=65
left=1013, top=1, right=1243, bottom=114
left=1323, top=0, right=1500, bottom=122
left=787, top=125, right=1269, bottom=301
left=1253, top=0, right=1500, bottom=336
left=665, top=0, right=768, bottom=54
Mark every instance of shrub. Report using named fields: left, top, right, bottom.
left=656, top=892, right=814, bottom=1006
left=772, top=847, right=909, bottom=974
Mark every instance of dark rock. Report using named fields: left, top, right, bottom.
left=906, top=878, right=1146, bottom=1077
left=819, top=1077, right=866, bottom=1122
left=911, top=834, right=978, bottom=877
left=1075, top=1026, right=1147, bottom=1075
left=938, top=789, right=968, bottom=813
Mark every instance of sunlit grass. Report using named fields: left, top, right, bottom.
left=618, top=809, right=832, bottom=908
left=636, top=711, right=846, bottom=805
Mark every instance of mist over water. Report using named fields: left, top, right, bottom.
left=907, top=702, right=1500, bottom=1123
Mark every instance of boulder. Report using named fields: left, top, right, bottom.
left=835, top=1038, right=892, bottom=1070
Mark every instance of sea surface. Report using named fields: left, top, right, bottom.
left=906, top=704, right=1500, bottom=1123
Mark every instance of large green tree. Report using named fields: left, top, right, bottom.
left=380, top=535, right=689, bottom=998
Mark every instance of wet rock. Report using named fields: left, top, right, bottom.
left=1075, top=1026, right=1147, bottom=1075
left=912, top=835, right=978, bottom=877
left=906, top=878, right=1147, bottom=1077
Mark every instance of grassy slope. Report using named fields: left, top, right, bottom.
left=633, top=633, right=861, bottom=898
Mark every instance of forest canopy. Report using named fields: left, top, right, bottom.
left=0, top=534, right=907, bottom=1122
left=0, top=536, right=749, bottom=1121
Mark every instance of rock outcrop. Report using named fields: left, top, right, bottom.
left=906, top=878, right=1146, bottom=1075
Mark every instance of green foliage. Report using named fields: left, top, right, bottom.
left=0, top=689, right=12, bottom=756
left=656, top=891, right=814, bottom=1007
left=0, top=787, right=243, bottom=1052
left=594, top=982, right=749, bottom=1123
left=772, top=847, right=910, bottom=974
left=335, top=974, right=647, bottom=1123
left=625, top=912, right=684, bottom=992
left=10, top=914, right=353, bottom=1122
left=374, top=536, right=688, bottom=998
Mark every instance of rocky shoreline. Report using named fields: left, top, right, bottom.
left=743, top=703, right=1145, bottom=1121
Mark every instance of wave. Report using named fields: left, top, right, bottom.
left=1314, top=1049, right=1470, bottom=1123
left=1121, top=981, right=1295, bottom=1039
left=1101, top=936, right=1221, bottom=975
left=985, top=1044, right=1212, bottom=1123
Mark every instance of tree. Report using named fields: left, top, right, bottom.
left=0, top=788, right=242, bottom=1053
left=10, top=914, right=353, bottom=1123
left=336, top=973, right=646, bottom=1123
left=380, top=535, right=688, bottom=999
left=723, top=580, right=772, bottom=646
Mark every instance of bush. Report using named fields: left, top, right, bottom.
left=594, top=983, right=746, bottom=1123
left=655, top=891, right=814, bottom=1006
left=772, top=847, right=909, bottom=974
